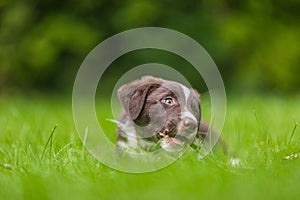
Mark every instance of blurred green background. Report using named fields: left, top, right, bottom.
left=1, top=1, right=300, bottom=200
left=0, top=0, right=299, bottom=95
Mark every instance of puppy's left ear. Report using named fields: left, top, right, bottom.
left=127, top=83, right=160, bottom=120
left=117, top=77, right=161, bottom=120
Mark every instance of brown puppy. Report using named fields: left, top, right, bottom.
left=115, top=76, right=220, bottom=152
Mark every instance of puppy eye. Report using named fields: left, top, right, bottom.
left=162, top=97, right=174, bottom=105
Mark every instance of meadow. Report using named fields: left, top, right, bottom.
left=0, top=94, right=299, bottom=200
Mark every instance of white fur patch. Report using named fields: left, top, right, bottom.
left=109, top=119, right=138, bottom=148
left=117, top=141, right=130, bottom=149
left=179, top=84, right=197, bottom=123
left=181, top=111, right=197, bottom=122
left=180, top=84, right=191, bottom=104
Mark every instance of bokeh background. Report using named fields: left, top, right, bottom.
left=0, top=0, right=299, bottom=95
left=1, top=1, right=300, bottom=199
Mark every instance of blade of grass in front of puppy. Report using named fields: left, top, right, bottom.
left=149, top=138, right=163, bottom=152
left=288, top=121, right=298, bottom=145
left=40, top=124, right=57, bottom=162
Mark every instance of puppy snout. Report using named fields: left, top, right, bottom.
left=183, top=117, right=197, bottom=130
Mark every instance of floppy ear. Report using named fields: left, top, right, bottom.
left=117, top=78, right=161, bottom=120
left=128, top=83, right=160, bottom=120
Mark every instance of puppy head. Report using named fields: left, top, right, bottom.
left=118, top=76, right=201, bottom=151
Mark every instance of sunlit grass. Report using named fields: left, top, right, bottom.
left=0, top=95, right=299, bottom=200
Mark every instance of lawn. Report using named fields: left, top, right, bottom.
left=0, top=94, right=299, bottom=200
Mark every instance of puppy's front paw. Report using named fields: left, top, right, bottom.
left=161, top=137, right=184, bottom=152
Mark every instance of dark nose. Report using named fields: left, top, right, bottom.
left=183, top=117, right=197, bottom=130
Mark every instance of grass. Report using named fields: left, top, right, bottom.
left=0, top=94, right=300, bottom=200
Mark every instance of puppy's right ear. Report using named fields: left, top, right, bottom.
left=117, top=81, right=160, bottom=121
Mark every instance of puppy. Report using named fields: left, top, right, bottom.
left=115, top=76, right=219, bottom=153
